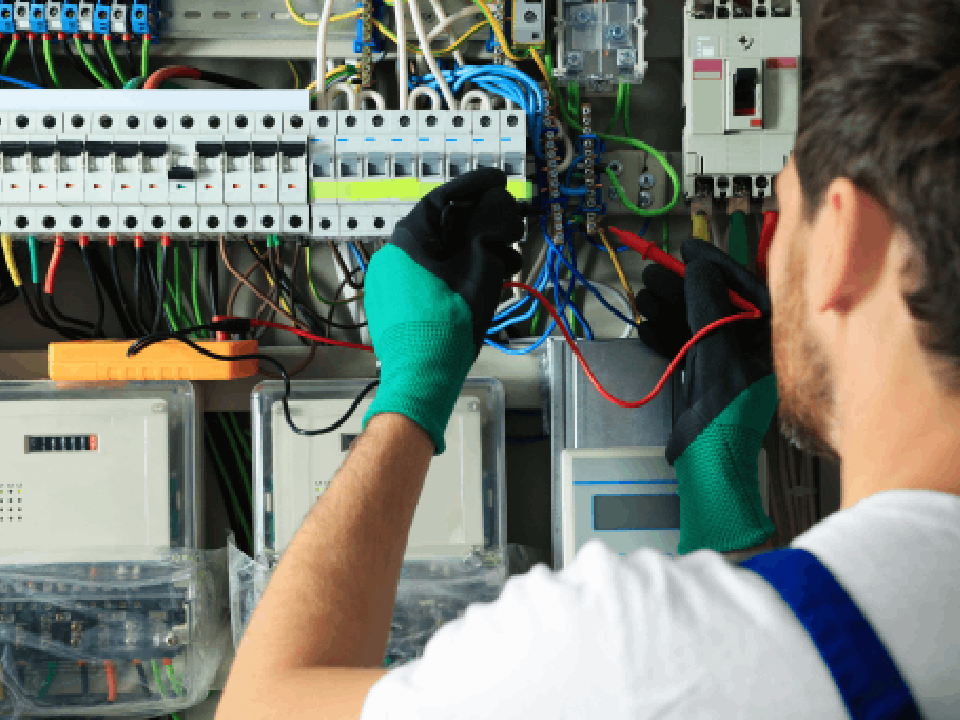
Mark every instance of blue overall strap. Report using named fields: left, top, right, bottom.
left=741, top=548, right=922, bottom=720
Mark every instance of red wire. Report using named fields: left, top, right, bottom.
left=143, top=65, right=201, bottom=90
left=757, top=211, right=779, bottom=281
left=504, top=281, right=762, bottom=409
left=44, top=234, right=65, bottom=296
left=247, top=319, right=375, bottom=353
left=104, top=660, right=117, bottom=702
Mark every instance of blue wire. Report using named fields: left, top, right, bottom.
left=348, top=243, right=368, bottom=273
left=0, top=75, right=42, bottom=89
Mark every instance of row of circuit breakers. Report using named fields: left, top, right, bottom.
left=0, top=106, right=529, bottom=240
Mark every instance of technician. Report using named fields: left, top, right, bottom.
left=217, top=1, right=960, bottom=717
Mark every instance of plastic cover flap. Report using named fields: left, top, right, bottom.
left=228, top=537, right=507, bottom=667
left=0, top=548, right=229, bottom=718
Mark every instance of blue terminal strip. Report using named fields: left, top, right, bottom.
left=352, top=0, right=384, bottom=54
left=61, top=0, right=79, bottom=32
left=29, top=0, right=48, bottom=33
left=0, top=2, right=15, bottom=34
left=93, top=0, right=110, bottom=33
left=131, top=0, right=148, bottom=34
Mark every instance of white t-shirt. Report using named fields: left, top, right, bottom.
left=362, top=489, right=960, bottom=719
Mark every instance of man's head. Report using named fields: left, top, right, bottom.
left=768, top=0, right=960, bottom=459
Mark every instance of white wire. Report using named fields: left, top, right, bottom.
left=395, top=0, right=408, bottom=110
left=425, top=0, right=464, bottom=66
left=406, top=85, right=442, bottom=109
left=427, top=4, right=485, bottom=40
left=407, top=0, right=456, bottom=109
left=555, top=124, right=575, bottom=173
left=326, top=82, right=358, bottom=110
left=315, top=0, right=337, bottom=110
left=356, top=89, right=387, bottom=109
left=458, top=89, right=492, bottom=110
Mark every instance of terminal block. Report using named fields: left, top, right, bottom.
left=554, top=0, right=647, bottom=93
left=682, top=0, right=801, bottom=199
left=0, top=100, right=530, bottom=241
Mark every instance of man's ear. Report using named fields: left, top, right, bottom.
left=812, top=179, right=894, bottom=315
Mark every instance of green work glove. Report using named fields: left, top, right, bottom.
left=636, top=239, right=777, bottom=553
left=362, top=168, right=524, bottom=453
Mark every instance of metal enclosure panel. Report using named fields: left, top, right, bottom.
left=545, top=339, right=676, bottom=569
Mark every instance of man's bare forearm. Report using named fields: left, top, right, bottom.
left=218, top=413, right=434, bottom=709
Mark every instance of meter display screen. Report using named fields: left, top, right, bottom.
left=593, top=494, right=680, bottom=531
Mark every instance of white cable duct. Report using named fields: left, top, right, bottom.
left=458, top=89, right=492, bottom=110
left=407, top=85, right=442, bottom=109
left=356, top=89, right=387, bottom=109
left=326, top=82, right=359, bottom=110
left=407, top=0, right=457, bottom=109
left=395, top=0, right=408, bottom=109
left=425, top=0, right=464, bottom=67
left=315, top=0, right=337, bottom=109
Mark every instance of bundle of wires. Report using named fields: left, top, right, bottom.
left=413, top=64, right=546, bottom=157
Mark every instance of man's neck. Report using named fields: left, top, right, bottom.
left=838, top=348, right=960, bottom=508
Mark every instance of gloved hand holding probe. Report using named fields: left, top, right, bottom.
left=636, top=238, right=777, bottom=553
left=362, top=168, right=524, bottom=453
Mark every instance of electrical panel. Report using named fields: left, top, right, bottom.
left=682, top=0, right=801, bottom=199
left=554, top=0, right=648, bottom=92
left=0, top=381, right=217, bottom=718
left=0, top=91, right=530, bottom=241
left=254, top=380, right=506, bottom=560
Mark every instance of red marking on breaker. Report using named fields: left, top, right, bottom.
left=751, top=118, right=764, bottom=127
left=766, top=57, right=798, bottom=69
left=258, top=184, right=267, bottom=189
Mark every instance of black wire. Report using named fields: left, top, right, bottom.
left=87, top=243, right=136, bottom=338
left=34, top=282, right=83, bottom=340
left=80, top=244, right=105, bottom=338
left=79, top=662, right=89, bottom=695
left=134, top=662, right=151, bottom=696
left=144, top=246, right=169, bottom=333
left=27, top=35, right=46, bottom=88
left=198, top=69, right=262, bottom=90
left=244, top=239, right=367, bottom=331
left=153, top=244, right=168, bottom=333
left=128, top=329, right=379, bottom=436
left=109, top=243, right=141, bottom=336
left=60, top=36, right=97, bottom=87
left=206, top=242, right=219, bottom=318
left=88, top=36, right=111, bottom=86
left=123, top=38, right=135, bottom=79
left=134, top=244, right=144, bottom=332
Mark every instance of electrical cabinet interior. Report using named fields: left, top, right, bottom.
left=682, top=0, right=801, bottom=199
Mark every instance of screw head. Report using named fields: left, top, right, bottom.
left=290, top=114, right=304, bottom=129
left=154, top=115, right=167, bottom=129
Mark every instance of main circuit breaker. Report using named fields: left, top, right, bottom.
left=0, top=91, right=530, bottom=242
left=682, top=0, right=801, bottom=199
left=0, top=382, right=213, bottom=717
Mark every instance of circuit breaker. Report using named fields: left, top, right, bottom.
left=0, top=92, right=530, bottom=241
left=682, top=0, right=801, bottom=199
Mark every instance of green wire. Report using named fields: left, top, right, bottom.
left=306, top=244, right=364, bottom=306
left=27, top=236, right=39, bottom=285
left=191, top=244, right=205, bottom=338
left=173, top=245, right=182, bottom=320
left=37, top=661, right=56, bottom=699
left=141, top=34, right=149, bottom=78
left=227, top=412, right=251, bottom=460
left=205, top=424, right=253, bottom=547
left=165, top=663, right=184, bottom=696
left=218, top=413, right=252, bottom=505
left=172, top=714, right=182, bottom=720
left=546, top=50, right=680, bottom=216
left=103, top=35, right=127, bottom=85
left=151, top=660, right=165, bottom=698
left=41, top=37, right=61, bottom=89
left=605, top=83, right=624, bottom=134
left=662, top=218, right=670, bottom=254
left=1, top=35, right=18, bottom=75
left=74, top=37, right=113, bottom=88
left=622, top=83, right=631, bottom=137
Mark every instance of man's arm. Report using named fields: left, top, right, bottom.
left=216, top=413, right=435, bottom=720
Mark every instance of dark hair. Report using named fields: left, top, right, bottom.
left=794, top=0, right=960, bottom=389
